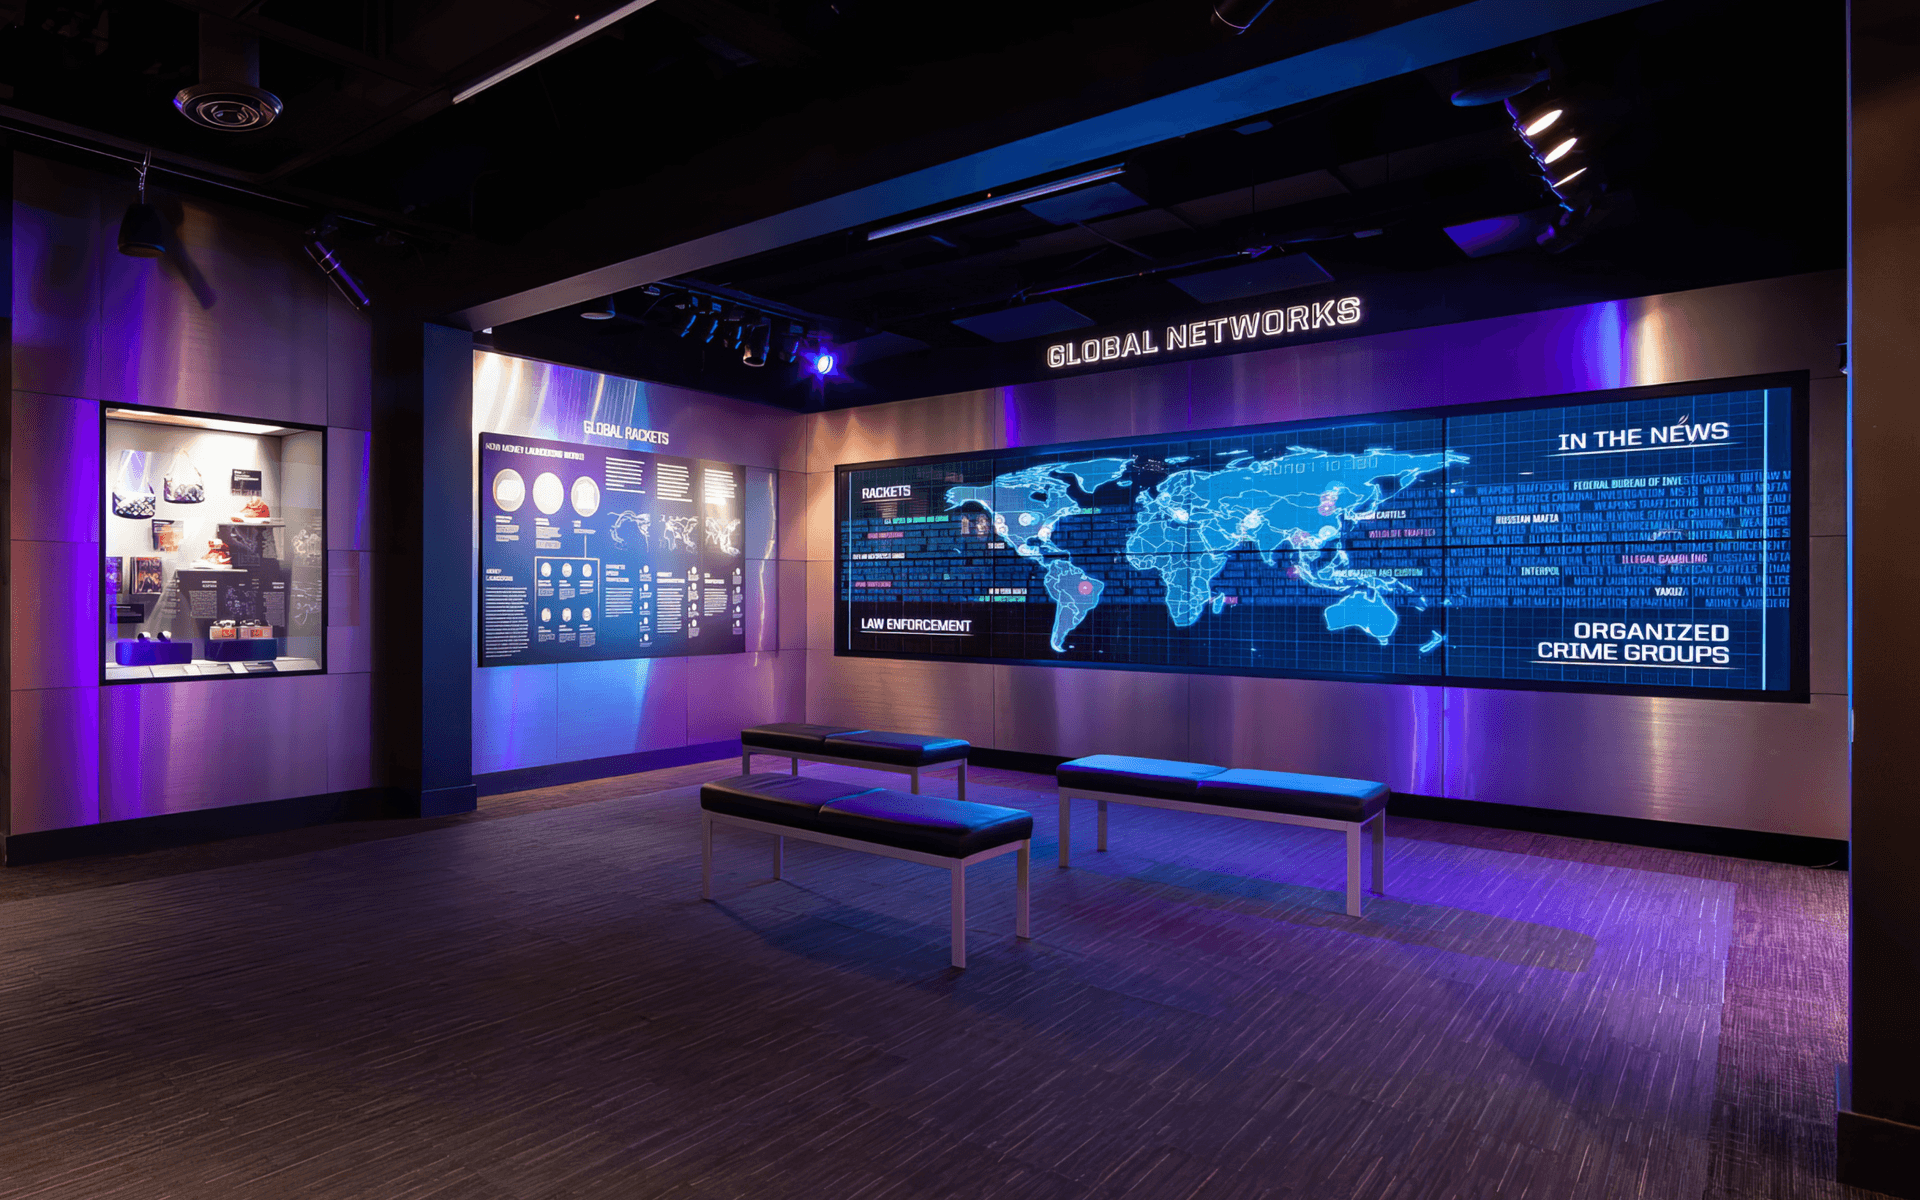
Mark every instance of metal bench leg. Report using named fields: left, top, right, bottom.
left=1097, top=800, right=1108, bottom=852
left=1016, top=842, right=1031, bottom=939
left=701, top=814, right=714, bottom=900
left=951, top=864, right=967, bottom=969
left=741, top=750, right=752, bottom=775
left=1371, top=814, right=1386, bottom=895
left=957, top=760, right=967, bottom=802
left=1058, top=792, right=1071, bottom=868
left=911, top=767, right=921, bottom=794
left=1345, top=825, right=1363, bottom=917
left=790, top=756, right=799, bottom=776
left=773, top=835, right=783, bottom=881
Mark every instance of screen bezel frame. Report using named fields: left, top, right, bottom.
left=832, top=370, right=1812, bottom=704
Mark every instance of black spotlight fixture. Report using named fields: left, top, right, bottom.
left=117, top=153, right=168, bottom=258
left=303, top=218, right=371, bottom=312
left=676, top=297, right=703, bottom=337
left=580, top=297, right=617, bottom=320
left=698, top=304, right=722, bottom=343
left=742, top=321, right=773, bottom=367
left=774, top=322, right=803, bottom=364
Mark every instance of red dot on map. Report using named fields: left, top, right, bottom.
left=1078, top=580, right=1093, bottom=595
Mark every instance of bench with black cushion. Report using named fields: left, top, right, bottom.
left=1055, top=754, right=1389, bottom=917
left=739, top=723, right=971, bottom=798
left=701, top=773, right=1031, bottom=968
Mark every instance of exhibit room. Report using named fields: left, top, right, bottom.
left=1, top=1, right=1914, bottom=1197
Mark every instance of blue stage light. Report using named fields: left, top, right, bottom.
left=813, top=351, right=836, bottom=375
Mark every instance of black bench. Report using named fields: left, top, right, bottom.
left=700, top=773, right=1032, bottom=968
left=1056, top=755, right=1389, bottom=917
left=740, top=723, right=970, bottom=799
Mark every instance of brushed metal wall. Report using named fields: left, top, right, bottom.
left=468, top=351, right=807, bottom=775
left=799, top=272, right=1849, bottom=840
left=8, top=153, right=377, bottom=836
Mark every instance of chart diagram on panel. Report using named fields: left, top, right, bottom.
left=479, top=433, right=746, bottom=666
left=839, top=384, right=1797, bottom=695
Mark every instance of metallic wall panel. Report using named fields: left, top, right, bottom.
left=98, top=185, right=330, bottom=424
left=778, top=559, right=809, bottom=650
left=327, top=550, right=373, bottom=674
left=1807, top=374, right=1847, bottom=538
left=685, top=651, right=806, bottom=744
left=471, top=352, right=802, bottom=470
left=555, top=656, right=689, bottom=761
left=1443, top=688, right=1848, bottom=840
left=10, top=686, right=100, bottom=834
left=744, top=557, right=778, bottom=653
left=327, top=427, right=373, bottom=551
left=994, top=664, right=1191, bottom=761
left=1188, top=675, right=1444, bottom=796
left=744, top=466, right=777, bottom=561
left=1809, top=536, right=1847, bottom=697
left=1188, top=272, right=1845, bottom=432
left=326, top=671, right=374, bottom=793
left=11, top=539, right=100, bottom=691
left=13, top=154, right=103, bottom=398
left=777, top=470, right=809, bottom=560
left=1004, top=359, right=1189, bottom=447
left=805, top=650, right=995, bottom=747
left=13, top=392, right=101, bottom=545
left=101, top=673, right=332, bottom=820
left=806, top=559, right=835, bottom=651
left=806, top=471, right=835, bottom=564
left=806, top=388, right=1004, bottom=474
left=326, top=286, right=373, bottom=431
left=1191, top=331, right=1442, bottom=430
left=472, top=663, right=560, bottom=774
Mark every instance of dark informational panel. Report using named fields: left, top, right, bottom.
left=480, top=433, right=746, bottom=666
left=836, top=375, right=1804, bottom=699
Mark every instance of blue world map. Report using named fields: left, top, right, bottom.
left=947, top=446, right=1465, bottom=652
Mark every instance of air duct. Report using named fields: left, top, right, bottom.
left=175, top=16, right=282, bottom=131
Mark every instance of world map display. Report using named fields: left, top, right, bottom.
left=839, top=382, right=1800, bottom=696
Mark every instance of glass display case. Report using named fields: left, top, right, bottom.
left=103, top=406, right=326, bottom=682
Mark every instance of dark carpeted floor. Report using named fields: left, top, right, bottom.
left=0, top=760, right=1864, bottom=1199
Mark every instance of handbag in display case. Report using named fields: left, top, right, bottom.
left=111, top=450, right=156, bottom=518
left=163, top=449, right=205, bottom=503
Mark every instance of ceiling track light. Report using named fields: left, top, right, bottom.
left=1540, top=136, right=1577, bottom=166
left=303, top=219, right=370, bottom=313
left=742, top=322, right=772, bottom=368
left=1550, top=167, right=1589, bottom=190
left=117, top=151, right=167, bottom=258
left=580, top=297, right=617, bottom=320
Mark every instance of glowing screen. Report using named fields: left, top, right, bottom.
left=837, top=377, right=1801, bottom=698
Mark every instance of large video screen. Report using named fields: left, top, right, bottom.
left=836, top=375, right=1804, bottom=699
left=480, top=432, right=746, bottom=666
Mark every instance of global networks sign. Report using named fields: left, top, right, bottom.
left=1045, top=295, right=1363, bottom=370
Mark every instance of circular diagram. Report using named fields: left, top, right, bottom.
left=571, top=476, right=600, bottom=517
left=532, top=472, right=564, bottom=515
left=540, top=562, right=552, bottom=578
left=561, top=607, right=572, bottom=623
left=582, top=608, right=592, bottom=623
left=561, top=562, right=573, bottom=578
left=491, top=468, right=526, bottom=513
left=540, top=608, right=552, bottom=622
left=582, top=563, right=593, bottom=578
